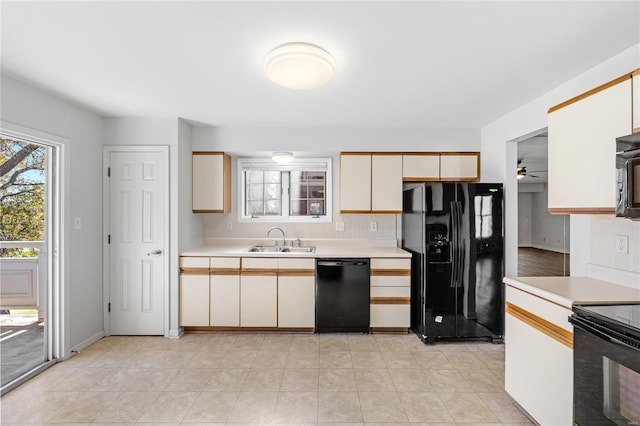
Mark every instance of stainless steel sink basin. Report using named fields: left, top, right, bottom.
left=247, top=245, right=315, bottom=254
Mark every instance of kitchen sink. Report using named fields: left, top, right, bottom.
left=247, top=245, right=315, bottom=254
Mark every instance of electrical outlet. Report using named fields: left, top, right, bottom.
left=335, top=222, right=345, bottom=232
left=225, top=221, right=233, bottom=231
left=74, top=217, right=82, bottom=230
left=615, top=235, right=629, bottom=254
left=370, top=221, right=377, bottom=232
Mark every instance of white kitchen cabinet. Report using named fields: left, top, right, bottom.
left=240, top=257, right=278, bottom=327
left=192, top=152, right=231, bottom=213
left=505, top=285, right=573, bottom=426
left=209, top=257, right=240, bottom=327
left=369, top=258, right=411, bottom=330
left=439, top=153, right=480, bottom=181
left=371, top=154, right=403, bottom=213
left=402, top=153, right=440, bottom=181
left=633, top=70, right=640, bottom=133
left=179, top=257, right=210, bottom=327
left=340, top=153, right=403, bottom=213
left=340, top=153, right=372, bottom=213
left=548, top=74, right=632, bottom=214
left=277, top=258, right=316, bottom=328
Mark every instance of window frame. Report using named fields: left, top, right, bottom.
left=237, top=157, right=333, bottom=223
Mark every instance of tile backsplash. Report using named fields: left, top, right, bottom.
left=203, top=212, right=398, bottom=241
left=590, top=216, right=640, bottom=274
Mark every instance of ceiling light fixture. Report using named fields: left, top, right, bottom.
left=272, top=152, right=294, bottom=163
left=264, top=42, right=336, bottom=90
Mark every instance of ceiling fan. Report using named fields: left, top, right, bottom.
left=517, top=160, right=546, bottom=179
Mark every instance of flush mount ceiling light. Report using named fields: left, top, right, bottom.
left=264, top=42, right=336, bottom=90
left=272, top=152, right=294, bottom=163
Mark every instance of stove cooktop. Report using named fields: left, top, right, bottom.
left=574, top=304, right=640, bottom=335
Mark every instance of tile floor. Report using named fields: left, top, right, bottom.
left=0, top=333, right=533, bottom=425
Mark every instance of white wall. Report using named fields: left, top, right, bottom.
left=518, top=193, right=532, bottom=246
left=1, top=75, right=104, bottom=357
left=481, top=44, right=640, bottom=287
left=193, top=126, right=480, bottom=242
left=103, top=118, right=201, bottom=338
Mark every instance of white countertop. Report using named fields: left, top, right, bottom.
left=181, top=244, right=411, bottom=258
left=504, top=276, right=640, bottom=308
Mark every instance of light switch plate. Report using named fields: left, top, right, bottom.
left=73, top=217, right=82, bottom=230
left=335, top=222, right=345, bottom=232
left=370, top=221, right=377, bottom=232
left=615, top=235, right=629, bottom=254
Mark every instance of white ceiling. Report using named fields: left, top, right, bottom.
left=2, top=1, right=639, bottom=129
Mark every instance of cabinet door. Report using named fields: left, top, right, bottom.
left=371, top=154, right=403, bottom=213
left=179, top=274, right=210, bottom=326
left=240, top=274, right=277, bottom=327
left=402, top=153, right=440, bottom=181
left=633, top=71, right=640, bottom=133
left=439, top=153, right=480, bottom=181
left=278, top=275, right=315, bottom=328
left=192, top=152, right=231, bottom=213
left=340, top=153, right=372, bottom=213
left=210, top=274, right=240, bottom=326
left=548, top=78, right=631, bottom=213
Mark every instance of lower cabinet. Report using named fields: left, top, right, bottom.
left=179, top=256, right=210, bottom=327
left=240, top=257, right=278, bottom=327
left=210, top=257, right=240, bottom=327
left=505, top=285, right=573, bottom=426
left=369, top=258, right=411, bottom=330
left=278, top=258, right=315, bottom=328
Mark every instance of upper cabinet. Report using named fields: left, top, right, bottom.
left=633, top=70, right=640, bottom=133
left=192, top=152, right=231, bottom=213
left=402, top=153, right=480, bottom=182
left=340, top=153, right=403, bottom=213
left=548, top=71, right=636, bottom=214
left=402, top=153, right=439, bottom=181
left=439, top=153, right=480, bottom=181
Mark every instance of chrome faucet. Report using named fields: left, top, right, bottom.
left=267, top=227, right=286, bottom=246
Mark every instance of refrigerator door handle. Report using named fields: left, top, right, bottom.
left=449, top=201, right=458, bottom=289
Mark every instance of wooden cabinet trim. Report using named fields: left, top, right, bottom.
left=440, top=152, right=480, bottom=157
left=370, top=269, right=411, bottom=276
left=632, top=68, right=640, bottom=77
left=340, top=152, right=372, bottom=156
left=548, top=207, right=615, bottom=215
left=341, top=209, right=373, bottom=214
left=193, top=151, right=227, bottom=155
left=403, top=152, right=439, bottom=156
left=371, top=152, right=403, bottom=156
left=548, top=72, right=633, bottom=113
left=506, top=302, right=573, bottom=349
left=210, top=268, right=240, bottom=276
left=278, top=270, right=315, bottom=277
left=370, top=210, right=402, bottom=214
left=402, top=177, right=440, bottom=182
left=180, top=268, right=210, bottom=275
left=241, top=269, right=278, bottom=276
left=370, top=297, right=411, bottom=305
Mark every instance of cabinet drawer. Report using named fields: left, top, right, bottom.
left=211, top=257, right=240, bottom=269
left=371, top=286, right=410, bottom=297
left=506, top=286, right=572, bottom=333
left=241, top=257, right=278, bottom=271
left=370, top=304, right=410, bottom=328
left=371, top=275, right=410, bottom=287
left=278, top=258, right=315, bottom=270
left=371, top=258, right=411, bottom=270
left=180, top=256, right=210, bottom=269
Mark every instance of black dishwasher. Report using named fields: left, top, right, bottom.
left=316, top=258, right=370, bottom=333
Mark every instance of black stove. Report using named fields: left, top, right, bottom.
left=573, top=304, right=640, bottom=340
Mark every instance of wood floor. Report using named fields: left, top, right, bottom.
left=518, top=247, right=570, bottom=277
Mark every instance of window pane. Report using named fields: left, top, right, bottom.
left=265, top=200, right=281, bottom=215
left=264, top=171, right=281, bottom=184
left=291, top=200, right=307, bottom=216
left=308, top=185, right=324, bottom=199
left=289, top=171, right=326, bottom=216
left=247, top=184, right=264, bottom=201
left=247, top=201, right=264, bottom=216
left=265, top=184, right=281, bottom=200
left=246, top=171, right=263, bottom=184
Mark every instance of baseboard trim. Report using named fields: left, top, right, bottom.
left=71, top=330, right=105, bottom=355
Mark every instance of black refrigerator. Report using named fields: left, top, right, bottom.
left=402, top=183, right=504, bottom=343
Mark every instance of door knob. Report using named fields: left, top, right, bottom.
left=147, top=249, right=163, bottom=256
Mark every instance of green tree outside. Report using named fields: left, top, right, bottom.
left=0, top=137, right=45, bottom=257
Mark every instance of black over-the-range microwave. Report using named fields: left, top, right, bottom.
left=616, top=132, right=640, bottom=220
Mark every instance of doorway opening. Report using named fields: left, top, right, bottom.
left=516, top=132, right=570, bottom=276
left=0, top=128, right=62, bottom=394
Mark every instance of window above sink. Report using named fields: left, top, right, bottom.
left=238, top=157, right=332, bottom=224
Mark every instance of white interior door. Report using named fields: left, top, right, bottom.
left=108, top=149, right=167, bottom=335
